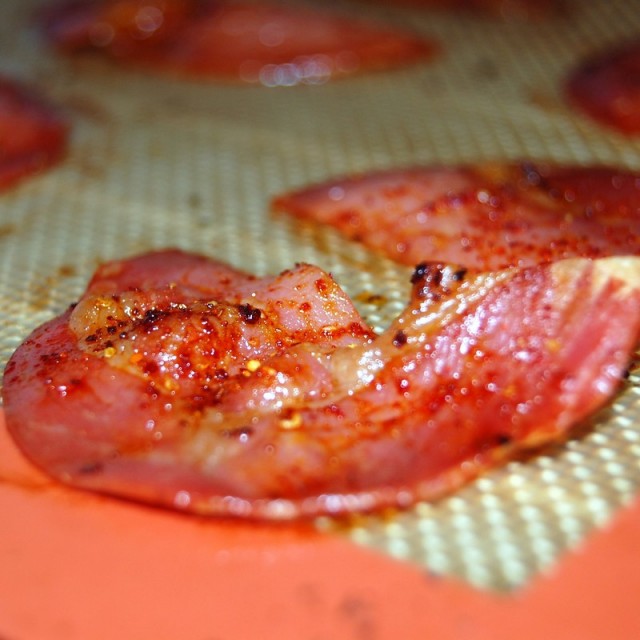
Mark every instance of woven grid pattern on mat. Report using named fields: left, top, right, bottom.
left=1, top=0, right=640, bottom=591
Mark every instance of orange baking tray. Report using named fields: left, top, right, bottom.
left=1, top=409, right=639, bottom=640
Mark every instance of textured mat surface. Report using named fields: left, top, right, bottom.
left=2, top=0, right=640, bottom=591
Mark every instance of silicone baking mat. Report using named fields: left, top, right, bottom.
left=1, top=0, right=640, bottom=621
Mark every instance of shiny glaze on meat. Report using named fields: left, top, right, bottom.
left=4, top=250, right=640, bottom=519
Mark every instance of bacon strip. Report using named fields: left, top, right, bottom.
left=367, top=0, right=564, bottom=20
left=3, top=250, right=640, bottom=519
left=0, top=75, right=68, bottom=191
left=565, top=40, right=640, bottom=135
left=273, top=163, right=640, bottom=270
left=38, top=0, right=437, bottom=85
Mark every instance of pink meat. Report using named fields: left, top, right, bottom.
left=565, top=40, right=640, bottom=135
left=37, top=0, right=437, bottom=85
left=4, top=250, right=640, bottom=519
left=273, top=163, right=640, bottom=270
left=0, top=75, right=68, bottom=191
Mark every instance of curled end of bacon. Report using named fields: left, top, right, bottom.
left=36, top=0, right=438, bottom=85
left=3, top=250, right=640, bottom=519
left=0, top=75, right=69, bottom=191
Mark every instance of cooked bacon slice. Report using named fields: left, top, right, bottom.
left=565, top=40, right=640, bottom=135
left=0, top=75, right=68, bottom=191
left=38, top=0, right=437, bottom=85
left=37, top=0, right=197, bottom=53
left=4, top=250, right=640, bottom=519
left=369, top=0, right=563, bottom=20
left=273, top=163, right=640, bottom=271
